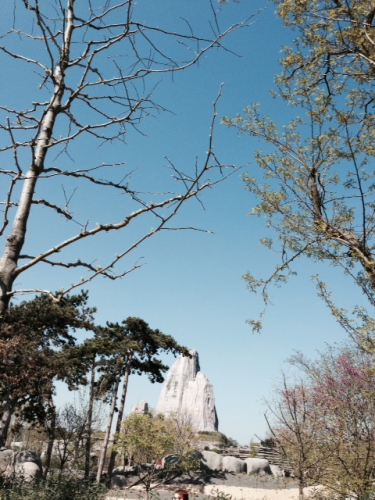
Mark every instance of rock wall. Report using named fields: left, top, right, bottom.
left=156, top=350, right=218, bottom=432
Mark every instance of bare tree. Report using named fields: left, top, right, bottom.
left=72, top=389, right=107, bottom=476
left=49, top=394, right=106, bottom=478
left=53, top=403, right=86, bottom=477
left=0, top=1, right=253, bottom=315
left=265, top=375, right=327, bottom=499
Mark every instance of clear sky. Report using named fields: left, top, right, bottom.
left=1, top=0, right=361, bottom=445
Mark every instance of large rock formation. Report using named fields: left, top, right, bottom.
left=129, top=400, right=149, bottom=415
left=156, top=350, right=218, bottom=432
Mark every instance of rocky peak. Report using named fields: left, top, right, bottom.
left=129, top=400, right=149, bottom=415
left=156, top=349, right=218, bottom=432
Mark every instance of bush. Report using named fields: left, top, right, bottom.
left=249, top=441, right=260, bottom=458
left=219, top=433, right=238, bottom=448
left=0, top=476, right=107, bottom=500
left=260, top=437, right=275, bottom=448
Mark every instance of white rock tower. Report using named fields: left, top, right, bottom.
left=156, top=350, right=218, bottom=432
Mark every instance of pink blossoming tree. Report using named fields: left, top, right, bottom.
left=267, top=347, right=375, bottom=500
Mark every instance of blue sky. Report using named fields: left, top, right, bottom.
left=1, top=0, right=362, bottom=445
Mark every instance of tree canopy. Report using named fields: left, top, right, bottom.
left=0, top=292, right=95, bottom=431
left=115, top=411, right=198, bottom=499
left=0, top=291, right=189, bottom=480
left=224, top=0, right=375, bottom=331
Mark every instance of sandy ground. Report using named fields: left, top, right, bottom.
left=107, top=485, right=323, bottom=500
left=202, top=485, right=323, bottom=500
left=106, top=473, right=324, bottom=500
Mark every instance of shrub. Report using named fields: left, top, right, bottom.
left=0, top=476, right=107, bottom=500
left=249, top=441, right=260, bottom=458
left=219, top=433, right=238, bottom=448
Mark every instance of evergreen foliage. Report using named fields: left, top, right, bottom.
left=0, top=292, right=96, bottom=445
left=93, top=317, right=189, bottom=481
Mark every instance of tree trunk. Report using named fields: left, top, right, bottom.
left=0, top=1, right=74, bottom=316
left=72, top=434, right=81, bottom=470
left=107, top=352, right=133, bottom=477
left=298, top=479, right=304, bottom=500
left=0, top=407, right=13, bottom=447
left=43, top=396, right=57, bottom=479
left=85, top=358, right=96, bottom=478
left=96, top=368, right=122, bottom=483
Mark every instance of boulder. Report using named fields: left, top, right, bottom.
left=113, top=465, right=137, bottom=474
left=123, top=465, right=137, bottom=473
left=245, top=458, right=272, bottom=475
left=110, top=468, right=128, bottom=489
left=0, top=448, right=42, bottom=481
left=270, top=464, right=284, bottom=477
left=222, top=456, right=246, bottom=473
left=156, top=350, right=218, bottom=432
left=14, top=450, right=42, bottom=482
left=0, top=448, right=14, bottom=475
left=158, top=454, right=180, bottom=469
left=110, top=465, right=134, bottom=489
left=15, top=450, right=42, bottom=468
left=14, top=462, right=42, bottom=481
left=112, top=466, right=127, bottom=473
left=200, top=450, right=222, bottom=471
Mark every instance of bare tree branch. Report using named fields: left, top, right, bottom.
left=0, top=1, right=252, bottom=313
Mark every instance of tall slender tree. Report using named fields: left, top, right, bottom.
left=94, top=317, right=189, bottom=482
